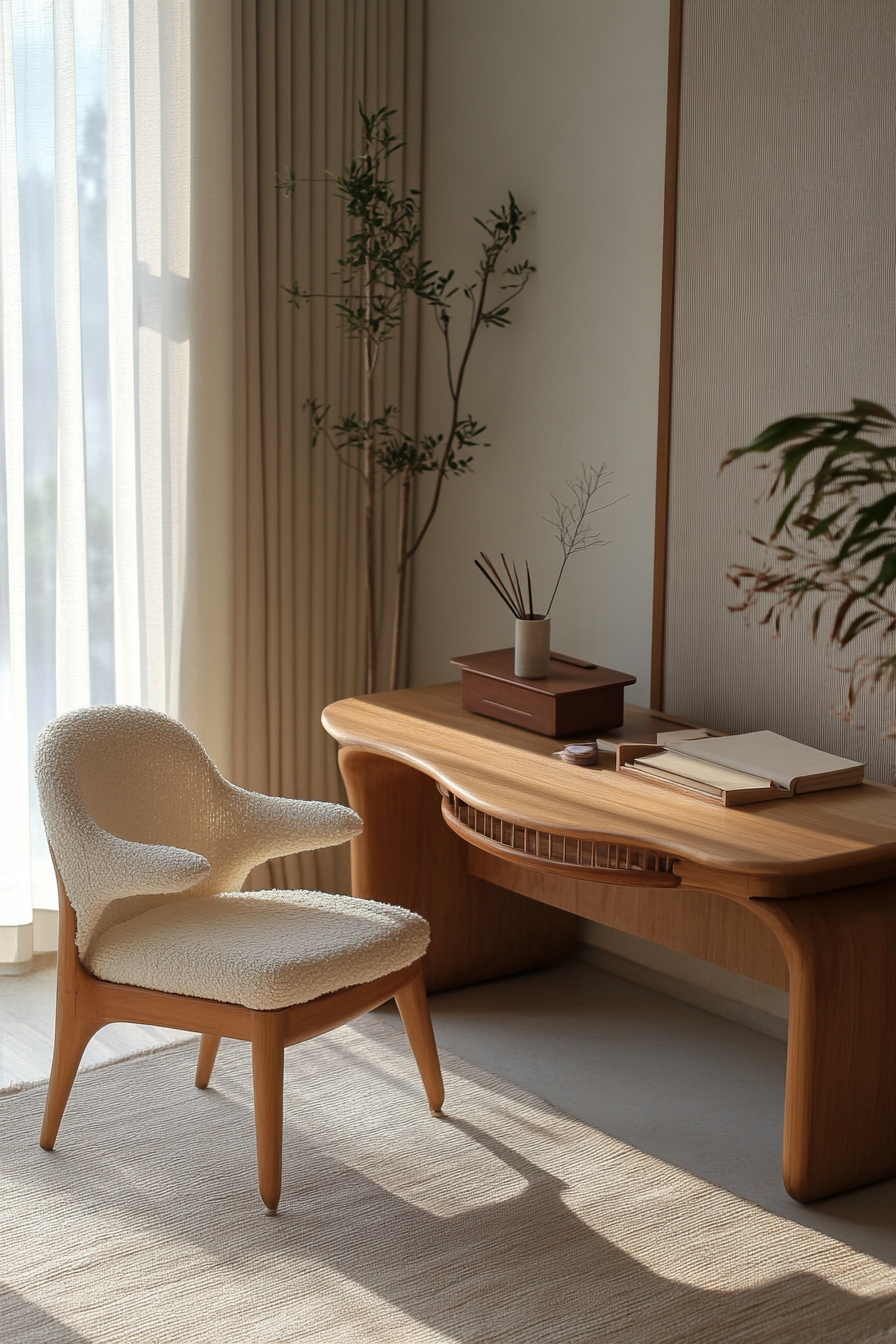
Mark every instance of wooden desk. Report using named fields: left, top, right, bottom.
left=322, top=682, right=896, bottom=1203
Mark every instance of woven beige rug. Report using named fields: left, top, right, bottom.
left=3, top=1016, right=896, bottom=1344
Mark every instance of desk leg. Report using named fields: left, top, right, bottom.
left=753, top=881, right=896, bottom=1202
left=338, top=747, right=578, bottom=992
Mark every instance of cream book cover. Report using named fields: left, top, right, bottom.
left=632, top=750, right=772, bottom=794
left=670, top=730, right=863, bottom=792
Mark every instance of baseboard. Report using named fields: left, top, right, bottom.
left=0, top=951, right=56, bottom=978
left=0, top=908, right=59, bottom=975
left=575, top=932, right=789, bottom=1042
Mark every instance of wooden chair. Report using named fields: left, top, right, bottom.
left=36, top=706, right=444, bottom=1214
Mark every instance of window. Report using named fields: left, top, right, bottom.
left=0, top=0, right=190, bottom=966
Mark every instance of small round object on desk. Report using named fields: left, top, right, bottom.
left=559, top=742, right=601, bottom=766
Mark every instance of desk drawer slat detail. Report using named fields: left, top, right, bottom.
left=445, top=793, right=677, bottom=879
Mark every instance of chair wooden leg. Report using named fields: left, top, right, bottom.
left=195, top=1034, right=221, bottom=1088
left=40, top=1017, right=101, bottom=1151
left=394, top=963, right=445, bottom=1116
left=251, top=1014, right=285, bottom=1214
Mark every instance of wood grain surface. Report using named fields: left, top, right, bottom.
left=325, top=683, right=896, bottom=1201
left=42, top=866, right=444, bottom=1214
left=753, top=881, right=896, bottom=1201
left=322, top=683, right=896, bottom=899
left=338, top=746, right=578, bottom=992
left=468, top=848, right=789, bottom=992
left=651, top=0, right=684, bottom=709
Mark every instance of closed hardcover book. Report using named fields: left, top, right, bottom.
left=668, top=730, right=864, bottom=795
left=617, top=731, right=864, bottom=807
left=631, top=750, right=772, bottom=796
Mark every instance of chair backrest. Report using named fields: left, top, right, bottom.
left=35, top=706, right=254, bottom=955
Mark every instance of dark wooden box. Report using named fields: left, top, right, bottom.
left=449, top=649, right=637, bottom=738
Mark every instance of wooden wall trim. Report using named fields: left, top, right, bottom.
left=650, top=0, right=683, bottom=710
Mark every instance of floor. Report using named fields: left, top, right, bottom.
left=0, top=962, right=191, bottom=1086
left=3, top=954, right=896, bottom=1266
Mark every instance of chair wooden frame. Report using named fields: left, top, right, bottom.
left=41, top=858, right=445, bottom=1213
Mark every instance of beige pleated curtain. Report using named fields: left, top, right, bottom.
left=230, top=0, right=424, bottom=893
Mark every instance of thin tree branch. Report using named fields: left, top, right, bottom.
left=314, top=421, right=366, bottom=478
left=407, top=264, right=493, bottom=557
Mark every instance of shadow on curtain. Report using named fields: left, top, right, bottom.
left=230, top=0, right=424, bottom=895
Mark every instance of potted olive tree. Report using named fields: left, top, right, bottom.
left=279, top=107, right=534, bottom=693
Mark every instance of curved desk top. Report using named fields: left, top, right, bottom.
left=322, top=682, right=896, bottom=900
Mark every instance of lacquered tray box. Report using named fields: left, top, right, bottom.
left=449, top=649, right=636, bottom=738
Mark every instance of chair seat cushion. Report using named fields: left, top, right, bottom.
left=85, top=889, right=430, bottom=1011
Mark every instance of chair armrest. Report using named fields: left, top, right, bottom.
left=230, top=788, right=363, bottom=863
left=83, top=822, right=212, bottom=898
left=47, top=819, right=213, bottom=958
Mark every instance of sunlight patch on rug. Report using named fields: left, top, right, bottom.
left=2, top=1015, right=896, bottom=1344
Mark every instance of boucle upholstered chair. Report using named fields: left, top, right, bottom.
left=35, top=705, right=444, bottom=1213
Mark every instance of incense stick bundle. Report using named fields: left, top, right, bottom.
left=477, top=550, right=542, bottom=619
left=475, top=555, right=522, bottom=618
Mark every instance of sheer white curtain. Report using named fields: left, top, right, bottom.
left=0, top=0, right=192, bottom=968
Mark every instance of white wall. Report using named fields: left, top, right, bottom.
left=410, top=3, right=789, bottom=1029
left=663, top=0, right=896, bottom=784
left=410, top=0, right=670, bottom=693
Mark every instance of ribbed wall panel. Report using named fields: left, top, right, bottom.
left=664, top=0, right=896, bottom=781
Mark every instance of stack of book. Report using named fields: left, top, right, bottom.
left=618, top=730, right=864, bottom=807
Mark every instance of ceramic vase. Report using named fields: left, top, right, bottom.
left=514, top=616, right=550, bottom=679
